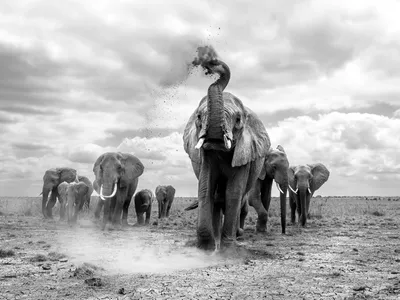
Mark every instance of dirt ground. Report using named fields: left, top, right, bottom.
left=0, top=196, right=399, bottom=300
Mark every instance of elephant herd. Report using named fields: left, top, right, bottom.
left=41, top=45, right=330, bottom=253
left=41, top=153, right=176, bottom=230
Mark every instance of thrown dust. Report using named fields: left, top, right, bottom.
left=54, top=221, right=233, bottom=275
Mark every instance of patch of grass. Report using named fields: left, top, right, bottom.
left=371, top=210, right=385, bottom=217
left=48, top=251, right=67, bottom=261
left=0, top=249, right=15, bottom=258
left=30, top=254, right=48, bottom=262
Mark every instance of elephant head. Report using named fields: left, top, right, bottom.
left=155, top=185, right=176, bottom=219
left=288, top=163, right=330, bottom=226
left=42, top=167, right=78, bottom=218
left=93, top=152, right=144, bottom=201
left=77, top=175, right=94, bottom=210
left=57, top=181, right=70, bottom=220
left=183, top=46, right=270, bottom=250
left=66, top=181, right=89, bottom=224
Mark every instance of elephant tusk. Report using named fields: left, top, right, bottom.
left=223, top=135, right=232, bottom=149
left=195, top=138, right=205, bottom=149
left=276, top=182, right=284, bottom=194
left=308, top=187, right=312, bottom=194
left=100, top=182, right=118, bottom=200
left=289, top=185, right=298, bottom=194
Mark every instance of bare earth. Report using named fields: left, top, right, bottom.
left=0, top=196, right=399, bottom=300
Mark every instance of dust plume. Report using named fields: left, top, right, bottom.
left=54, top=223, right=234, bottom=275
left=191, top=45, right=220, bottom=71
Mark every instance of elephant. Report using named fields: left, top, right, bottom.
left=183, top=46, right=271, bottom=251
left=244, top=145, right=289, bottom=234
left=133, top=189, right=153, bottom=225
left=155, top=185, right=176, bottom=219
left=185, top=145, right=289, bottom=235
left=288, top=163, right=330, bottom=226
left=77, top=175, right=94, bottom=211
left=57, top=177, right=93, bottom=224
left=41, top=167, right=78, bottom=218
left=93, top=152, right=144, bottom=230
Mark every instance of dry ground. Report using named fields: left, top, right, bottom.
left=0, top=195, right=399, bottom=299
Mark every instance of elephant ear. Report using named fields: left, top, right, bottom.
left=232, top=107, right=271, bottom=167
left=76, top=183, right=89, bottom=195
left=119, top=153, right=144, bottom=181
left=276, top=144, right=286, bottom=153
left=258, top=147, right=273, bottom=180
left=183, top=110, right=201, bottom=164
left=167, top=185, right=176, bottom=199
left=288, top=166, right=296, bottom=191
left=58, top=168, right=78, bottom=183
left=93, top=154, right=105, bottom=180
left=309, top=163, right=330, bottom=192
left=93, top=179, right=100, bottom=193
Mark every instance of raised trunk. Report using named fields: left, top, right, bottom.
left=299, top=189, right=307, bottom=226
left=206, top=62, right=231, bottom=140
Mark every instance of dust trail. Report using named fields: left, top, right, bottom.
left=55, top=222, right=233, bottom=275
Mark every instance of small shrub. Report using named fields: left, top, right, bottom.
left=30, top=254, right=48, bottom=262
left=371, top=210, right=385, bottom=217
left=0, top=249, right=15, bottom=258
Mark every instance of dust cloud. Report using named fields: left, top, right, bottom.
left=54, top=221, right=231, bottom=275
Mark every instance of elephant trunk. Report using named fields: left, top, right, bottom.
left=279, top=183, right=287, bottom=234
left=100, top=181, right=117, bottom=200
left=205, top=61, right=232, bottom=148
left=66, top=192, right=75, bottom=224
left=160, top=202, right=167, bottom=219
left=42, top=188, right=50, bottom=217
left=299, top=188, right=307, bottom=226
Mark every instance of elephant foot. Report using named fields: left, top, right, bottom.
left=121, top=220, right=129, bottom=227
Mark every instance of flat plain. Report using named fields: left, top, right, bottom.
left=0, top=195, right=399, bottom=299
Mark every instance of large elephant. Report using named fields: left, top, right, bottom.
left=288, top=163, right=330, bottom=226
left=93, top=152, right=144, bottom=230
left=185, top=145, right=289, bottom=234
left=155, top=185, right=176, bottom=219
left=244, top=145, right=289, bottom=234
left=41, top=167, right=78, bottom=218
left=183, top=46, right=271, bottom=251
left=133, top=189, right=153, bottom=225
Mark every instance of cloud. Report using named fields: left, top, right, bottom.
left=268, top=112, right=400, bottom=196
left=1, top=0, right=400, bottom=197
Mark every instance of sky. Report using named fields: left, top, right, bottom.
left=1, top=0, right=400, bottom=197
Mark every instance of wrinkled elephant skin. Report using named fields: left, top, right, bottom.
left=93, top=152, right=144, bottom=230
left=288, top=163, right=330, bottom=226
left=183, top=50, right=271, bottom=252
left=42, top=167, right=78, bottom=219
left=155, top=185, right=176, bottom=219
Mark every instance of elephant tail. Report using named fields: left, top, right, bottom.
left=184, top=200, right=199, bottom=211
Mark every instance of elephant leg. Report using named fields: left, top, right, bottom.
left=101, top=198, right=110, bottom=230
left=122, top=182, right=135, bottom=226
left=197, top=162, right=217, bottom=251
left=166, top=202, right=172, bottom=218
left=94, top=198, right=104, bottom=220
left=59, top=200, right=66, bottom=220
left=46, top=187, right=58, bottom=219
left=249, top=183, right=268, bottom=232
left=109, top=197, right=116, bottom=222
left=289, top=193, right=296, bottom=223
left=221, top=168, right=248, bottom=250
left=306, top=193, right=312, bottom=219
left=212, top=204, right=223, bottom=251
left=158, top=201, right=161, bottom=219
left=237, top=200, right=248, bottom=237
left=145, top=207, right=151, bottom=225
left=136, top=212, right=144, bottom=225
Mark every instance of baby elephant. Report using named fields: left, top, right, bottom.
left=155, top=185, right=176, bottom=219
left=134, top=189, right=153, bottom=225
left=58, top=181, right=90, bottom=224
